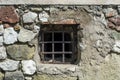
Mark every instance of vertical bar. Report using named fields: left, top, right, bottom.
left=52, top=25, right=54, bottom=63
left=63, top=54, right=65, bottom=63
left=62, top=26, right=65, bottom=63
left=72, top=28, right=74, bottom=61
left=42, top=31, right=44, bottom=62
left=42, top=32, right=44, bottom=52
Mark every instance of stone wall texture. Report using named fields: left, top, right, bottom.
left=0, top=5, right=120, bottom=80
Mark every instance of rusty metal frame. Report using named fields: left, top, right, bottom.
left=39, top=25, right=75, bottom=64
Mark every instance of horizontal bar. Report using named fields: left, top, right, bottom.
left=41, top=52, right=72, bottom=54
left=41, top=31, right=73, bottom=33
left=39, top=41, right=72, bottom=43
left=41, top=61, right=71, bottom=64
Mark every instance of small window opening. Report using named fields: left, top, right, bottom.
left=39, top=24, right=78, bottom=64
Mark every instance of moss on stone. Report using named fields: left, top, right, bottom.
left=33, top=74, right=77, bottom=80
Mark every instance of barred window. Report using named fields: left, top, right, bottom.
left=39, top=24, right=78, bottom=64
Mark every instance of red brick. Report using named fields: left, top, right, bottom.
left=108, top=16, right=120, bottom=26
left=0, top=6, right=19, bottom=23
left=107, top=21, right=115, bottom=29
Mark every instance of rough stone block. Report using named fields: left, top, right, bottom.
left=23, top=11, right=37, bottom=23
left=6, top=44, right=35, bottom=60
left=0, top=6, right=19, bottom=23
left=18, top=28, right=38, bottom=42
left=0, top=46, right=7, bottom=60
left=0, top=59, right=19, bottom=71
left=5, top=71, right=24, bottom=80
left=21, top=60, right=36, bottom=75
left=33, top=74, right=77, bottom=80
left=3, top=27, right=18, bottom=44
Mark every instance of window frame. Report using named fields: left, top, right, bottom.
left=39, top=24, right=78, bottom=64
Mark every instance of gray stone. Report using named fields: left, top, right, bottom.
left=103, top=8, right=118, bottom=17
left=18, top=28, right=38, bottom=42
left=21, top=60, right=36, bottom=75
left=0, top=59, right=19, bottom=71
left=33, top=74, right=77, bottom=80
left=118, top=6, right=120, bottom=14
left=24, top=24, right=40, bottom=33
left=0, top=25, right=4, bottom=35
left=111, top=31, right=120, bottom=40
left=33, top=25, right=40, bottom=33
left=44, top=7, right=50, bottom=11
left=0, top=46, right=7, bottom=60
left=39, top=11, right=49, bottom=23
left=6, top=44, right=35, bottom=60
left=112, top=40, right=120, bottom=53
left=24, top=24, right=34, bottom=30
left=50, top=7, right=59, bottom=12
left=0, top=36, right=3, bottom=46
left=23, top=11, right=37, bottom=23
left=3, top=27, right=18, bottom=44
left=25, top=76, right=32, bottom=80
left=5, top=71, right=24, bottom=80
left=30, top=7, right=43, bottom=12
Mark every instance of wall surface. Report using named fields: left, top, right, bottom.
left=0, top=5, right=120, bottom=80
left=0, top=0, right=120, bottom=4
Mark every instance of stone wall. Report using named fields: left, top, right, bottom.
left=0, top=5, right=120, bottom=80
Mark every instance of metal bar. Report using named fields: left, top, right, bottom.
left=52, top=26, right=54, bottom=63
left=42, top=32, right=44, bottom=61
left=42, top=61, right=71, bottom=64
left=72, top=31, right=74, bottom=61
left=63, top=54, right=65, bottom=63
left=63, top=30, right=65, bottom=63
left=39, top=41, right=72, bottom=43
left=41, top=52, right=72, bottom=54
left=42, top=31, right=73, bottom=33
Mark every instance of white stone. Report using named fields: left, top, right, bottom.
left=0, top=59, right=19, bottom=71
left=0, top=46, right=7, bottom=60
left=33, top=25, right=40, bottom=33
left=0, top=25, right=4, bottom=35
left=0, top=36, right=3, bottom=46
left=3, top=27, right=18, bottom=44
left=21, top=60, right=36, bottom=75
left=39, top=11, right=49, bottom=23
left=23, top=11, right=37, bottom=23
left=25, top=77, right=32, bottom=80
left=113, top=40, right=120, bottom=53
left=18, top=28, right=37, bottom=42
